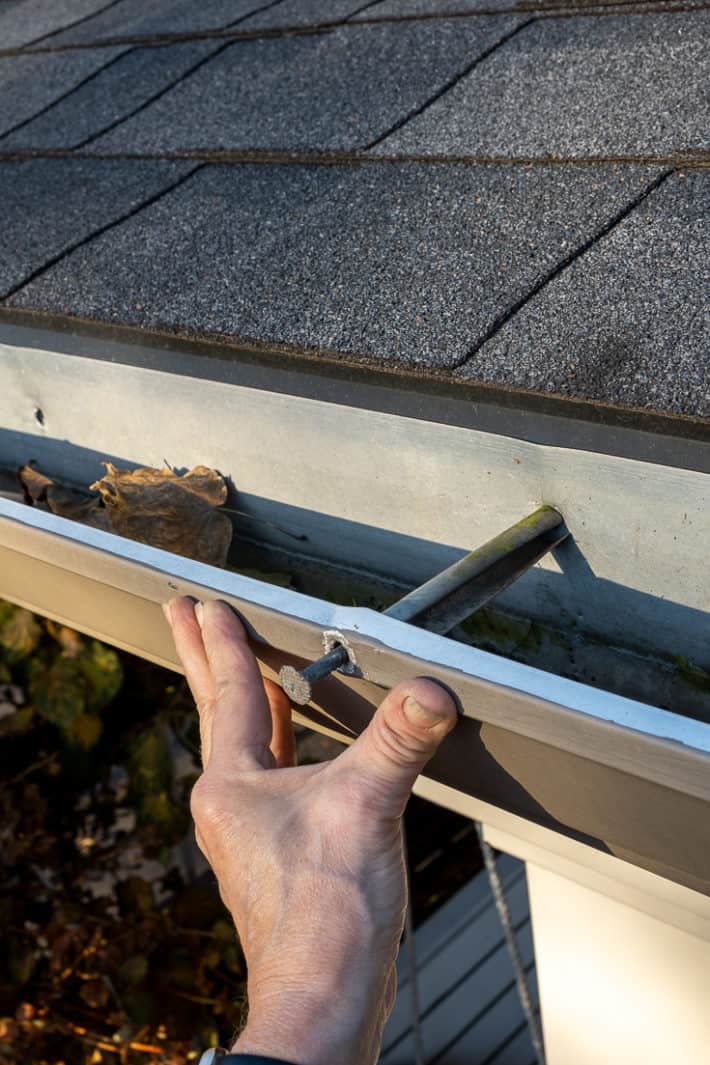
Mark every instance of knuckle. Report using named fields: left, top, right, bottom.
left=195, top=693, right=217, bottom=720
left=213, top=676, right=233, bottom=703
left=373, top=712, right=429, bottom=769
left=190, top=774, right=229, bottom=836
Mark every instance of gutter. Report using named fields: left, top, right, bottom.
left=2, top=495, right=710, bottom=894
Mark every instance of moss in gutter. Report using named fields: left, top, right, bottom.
left=460, top=607, right=546, bottom=657
left=673, top=655, right=710, bottom=695
left=217, top=543, right=710, bottom=723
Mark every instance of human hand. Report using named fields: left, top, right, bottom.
left=163, top=597, right=458, bottom=1065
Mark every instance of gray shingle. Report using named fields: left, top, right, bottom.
left=456, top=171, right=710, bottom=417
left=0, top=46, right=125, bottom=140
left=87, top=18, right=523, bottom=153
left=241, top=0, right=372, bottom=28
left=361, top=0, right=512, bottom=15
left=361, top=0, right=706, bottom=12
left=7, top=162, right=661, bottom=371
left=2, top=41, right=220, bottom=150
left=0, top=159, right=194, bottom=298
left=374, top=11, right=710, bottom=157
left=43, top=0, right=272, bottom=46
left=0, top=0, right=112, bottom=50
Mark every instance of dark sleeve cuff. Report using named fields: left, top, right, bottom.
left=219, top=1057, right=301, bottom=1064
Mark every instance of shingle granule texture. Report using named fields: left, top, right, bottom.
left=42, top=0, right=272, bottom=46
left=362, top=0, right=512, bottom=14
left=0, top=47, right=125, bottom=140
left=0, top=159, right=194, bottom=298
left=241, top=0, right=373, bottom=28
left=0, top=0, right=110, bottom=50
left=375, top=11, right=710, bottom=157
left=456, top=172, right=710, bottom=417
left=8, top=163, right=661, bottom=368
left=87, top=17, right=523, bottom=153
left=2, top=41, right=221, bottom=150
left=364, top=0, right=706, bottom=11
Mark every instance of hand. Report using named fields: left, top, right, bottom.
left=163, top=597, right=458, bottom=1065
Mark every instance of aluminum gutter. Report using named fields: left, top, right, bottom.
left=2, top=496, right=710, bottom=893
left=4, top=333, right=710, bottom=673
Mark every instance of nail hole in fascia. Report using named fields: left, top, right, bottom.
left=34, top=407, right=45, bottom=427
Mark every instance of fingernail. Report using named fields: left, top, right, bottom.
left=194, top=601, right=205, bottom=628
left=414, top=676, right=463, bottom=716
left=162, top=601, right=173, bottom=624
left=403, top=695, right=443, bottom=727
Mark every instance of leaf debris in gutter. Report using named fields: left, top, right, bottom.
left=17, top=462, right=233, bottom=568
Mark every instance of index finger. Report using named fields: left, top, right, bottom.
left=195, top=599, right=275, bottom=772
left=164, top=596, right=217, bottom=767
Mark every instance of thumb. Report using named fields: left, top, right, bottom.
left=339, top=677, right=458, bottom=819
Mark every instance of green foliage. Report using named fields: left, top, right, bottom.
left=80, top=639, right=123, bottom=711
left=674, top=654, right=710, bottom=695
left=28, top=651, right=88, bottom=736
left=128, top=729, right=172, bottom=796
left=0, top=598, right=247, bottom=1064
left=6, top=937, right=37, bottom=987
left=72, top=712, right=103, bottom=750
left=128, top=728, right=190, bottom=843
left=118, top=954, right=149, bottom=987
left=25, top=625, right=122, bottom=749
left=0, top=602, right=41, bottom=664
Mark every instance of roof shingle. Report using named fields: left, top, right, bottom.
left=374, top=11, right=710, bottom=158
left=35, top=0, right=274, bottom=47
left=0, top=0, right=707, bottom=422
left=7, top=161, right=663, bottom=372
left=84, top=18, right=524, bottom=154
left=0, top=46, right=126, bottom=140
left=456, top=171, right=710, bottom=417
left=0, top=159, right=195, bottom=298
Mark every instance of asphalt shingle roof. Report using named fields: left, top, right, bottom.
left=364, top=0, right=512, bottom=14
left=456, top=171, right=710, bottom=415
left=0, top=158, right=193, bottom=297
left=0, top=0, right=110, bottom=50
left=0, top=45, right=126, bottom=138
left=241, top=0, right=379, bottom=28
left=374, top=12, right=710, bottom=158
left=1, top=41, right=221, bottom=149
left=0, top=0, right=708, bottom=421
left=84, top=19, right=524, bottom=154
left=35, top=0, right=276, bottom=47
left=8, top=161, right=660, bottom=366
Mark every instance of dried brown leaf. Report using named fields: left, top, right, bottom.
left=20, top=462, right=233, bottom=567
left=45, top=485, right=111, bottom=532
left=91, top=463, right=227, bottom=507
left=87, top=463, right=232, bottom=566
left=45, top=622, right=84, bottom=659
left=16, top=464, right=54, bottom=505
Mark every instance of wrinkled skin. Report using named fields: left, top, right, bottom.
left=164, top=597, right=457, bottom=1065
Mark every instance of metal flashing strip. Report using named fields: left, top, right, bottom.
left=1, top=495, right=710, bottom=796
left=2, top=314, right=710, bottom=473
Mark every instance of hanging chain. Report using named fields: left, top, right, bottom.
left=476, top=823, right=546, bottom=1065
left=402, top=822, right=425, bottom=1065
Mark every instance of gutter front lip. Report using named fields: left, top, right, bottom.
left=2, top=495, right=709, bottom=798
